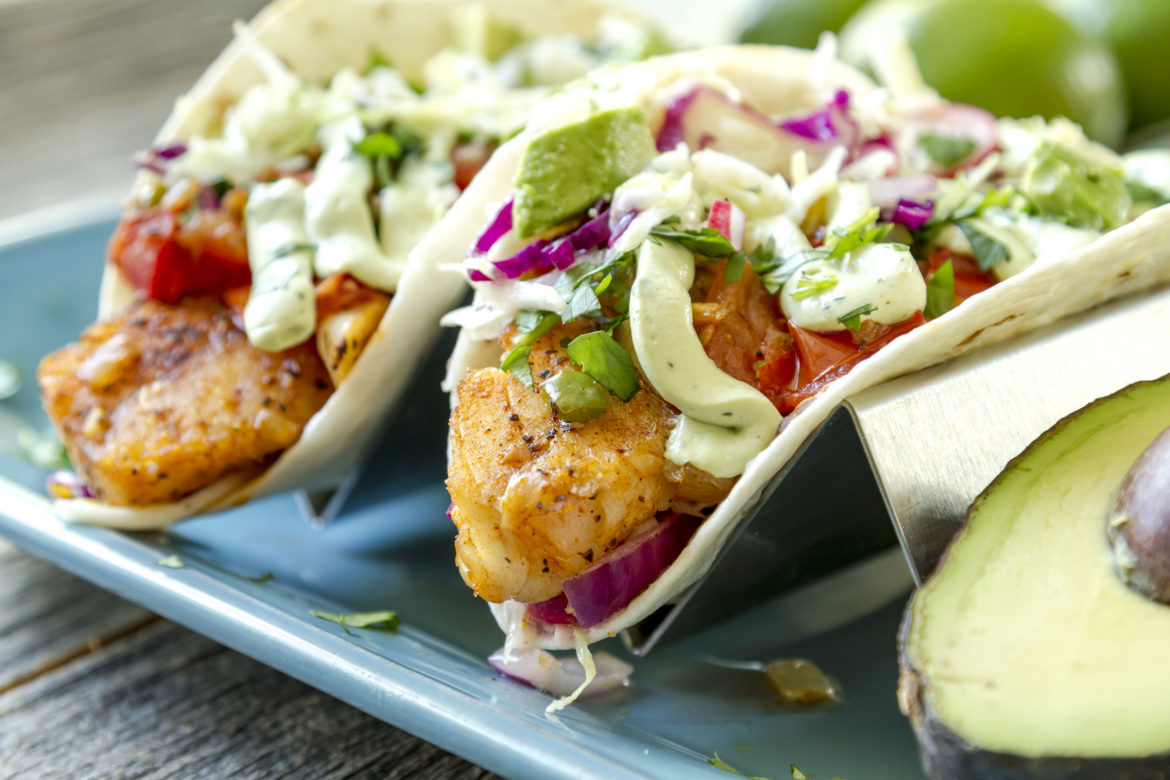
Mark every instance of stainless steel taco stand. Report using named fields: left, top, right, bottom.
left=624, top=285, right=1170, bottom=656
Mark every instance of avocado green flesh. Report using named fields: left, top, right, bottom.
left=512, top=107, right=655, bottom=238
left=909, top=379, right=1170, bottom=759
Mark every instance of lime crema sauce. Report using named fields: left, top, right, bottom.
left=630, top=239, right=781, bottom=479
left=243, top=178, right=316, bottom=352
left=306, top=118, right=406, bottom=291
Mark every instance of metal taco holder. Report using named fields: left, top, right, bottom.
left=622, top=284, right=1170, bottom=656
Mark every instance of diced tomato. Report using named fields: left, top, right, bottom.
left=925, top=249, right=997, bottom=306
left=755, top=331, right=798, bottom=400
left=780, top=312, right=925, bottom=414
left=108, top=206, right=251, bottom=304
left=789, top=326, right=858, bottom=387
left=107, top=210, right=190, bottom=304
left=451, top=141, right=497, bottom=191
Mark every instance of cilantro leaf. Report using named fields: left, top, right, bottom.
left=501, top=345, right=534, bottom=389
left=515, top=309, right=559, bottom=337
left=837, top=303, right=877, bottom=331
left=561, top=284, right=602, bottom=323
left=246, top=571, right=275, bottom=583
left=790, top=272, right=838, bottom=300
left=957, top=222, right=1009, bottom=271
left=791, top=768, right=809, bottom=780
left=566, top=331, right=639, bottom=401
left=649, top=224, right=737, bottom=257
left=310, top=609, right=400, bottom=636
left=823, top=207, right=894, bottom=261
left=366, top=46, right=393, bottom=72
left=158, top=555, right=185, bottom=569
left=924, top=259, right=955, bottom=319
left=918, top=134, right=976, bottom=169
left=354, top=131, right=403, bottom=159
left=708, top=751, right=770, bottom=779
left=723, top=251, right=746, bottom=283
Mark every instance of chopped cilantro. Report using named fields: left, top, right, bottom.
left=708, top=751, right=769, bottom=779
left=837, top=303, right=877, bottom=331
left=649, top=221, right=737, bottom=257
left=790, top=273, right=839, bottom=300
left=246, top=571, right=275, bottom=583
left=566, top=331, right=639, bottom=401
left=924, top=259, right=955, bottom=319
left=354, top=131, right=403, bottom=159
left=366, top=46, right=393, bottom=72
left=501, top=345, right=534, bottom=389
left=823, top=208, right=893, bottom=261
left=790, top=768, right=808, bottom=780
left=310, top=609, right=400, bottom=636
left=723, top=251, right=746, bottom=284
left=158, top=555, right=185, bottom=569
left=918, top=134, right=976, bottom=169
left=957, top=222, right=1009, bottom=271
left=561, top=284, right=602, bottom=323
left=498, top=309, right=560, bottom=386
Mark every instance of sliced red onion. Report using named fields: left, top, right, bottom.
left=562, top=512, right=701, bottom=629
left=47, top=471, right=93, bottom=500
left=528, top=593, right=577, bottom=625
left=484, top=206, right=613, bottom=281
left=778, top=90, right=859, bottom=156
left=489, top=647, right=633, bottom=698
left=865, top=174, right=938, bottom=210
left=131, top=154, right=167, bottom=175
left=903, top=102, right=999, bottom=173
left=706, top=199, right=745, bottom=251
left=474, top=200, right=514, bottom=254
left=468, top=269, right=491, bottom=282
left=655, top=86, right=833, bottom=175
left=841, top=136, right=899, bottom=179
left=892, top=198, right=933, bottom=230
left=567, top=211, right=611, bottom=252
left=608, top=211, right=636, bottom=248
left=153, top=142, right=188, bottom=160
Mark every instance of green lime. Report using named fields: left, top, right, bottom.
left=1051, top=0, right=1170, bottom=130
left=839, top=0, right=1127, bottom=147
left=739, top=0, right=872, bottom=49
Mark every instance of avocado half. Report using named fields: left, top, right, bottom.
left=899, top=376, right=1170, bottom=779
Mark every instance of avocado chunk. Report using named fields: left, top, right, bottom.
left=899, top=377, right=1170, bottom=778
left=449, top=4, right=524, bottom=62
left=512, top=107, right=655, bottom=238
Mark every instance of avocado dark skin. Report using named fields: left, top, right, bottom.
left=1110, top=427, right=1170, bottom=603
left=898, top=378, right=1170, bottom=780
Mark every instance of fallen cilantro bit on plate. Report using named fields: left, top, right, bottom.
left=245, top=571, right=275, bottom=583
left=708, top=751, right=769, bottom=779
left=158, top=555, right=185, bottom=569
left=310, top=609, right=400, bottom=635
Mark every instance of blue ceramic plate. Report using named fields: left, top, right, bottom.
left=0, top=212, right=923, bottom=779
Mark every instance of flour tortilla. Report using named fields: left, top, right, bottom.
left=59, top=0, right=647, bottom=529
left=442, top=45, right=1170, bottom=644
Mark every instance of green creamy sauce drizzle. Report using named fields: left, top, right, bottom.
left=629, top=240, right=781, bottom=479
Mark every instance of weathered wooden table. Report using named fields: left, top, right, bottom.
left=0, top=0, right=749, bottom=776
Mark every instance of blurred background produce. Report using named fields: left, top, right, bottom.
left=741, top=0, right=1170, bottom=150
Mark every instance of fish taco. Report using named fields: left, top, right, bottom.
left=440, top=41, right=1170, bottom=704
left=37, top=0, right=670, bottom=529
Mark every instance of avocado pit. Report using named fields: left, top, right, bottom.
left=1109, top=426, right=1170, bottom=604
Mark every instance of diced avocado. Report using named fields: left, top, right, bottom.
left=450, top=4, right=524, bottom=62
left=512, top=107, right=655, bottom=238
left=1022, top=141, right=1130, bottom=231
left=899, top=376, right=1170, bottom=777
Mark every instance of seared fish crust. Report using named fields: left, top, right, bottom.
left=447, top=322, right=676, bottom=604
left=38, top=299, right=332, bottom=506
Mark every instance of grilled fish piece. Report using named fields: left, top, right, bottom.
left=38, top=298, right=332, bottom=506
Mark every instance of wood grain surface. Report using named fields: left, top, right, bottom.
left=0, top=540, right=499, bottom=779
